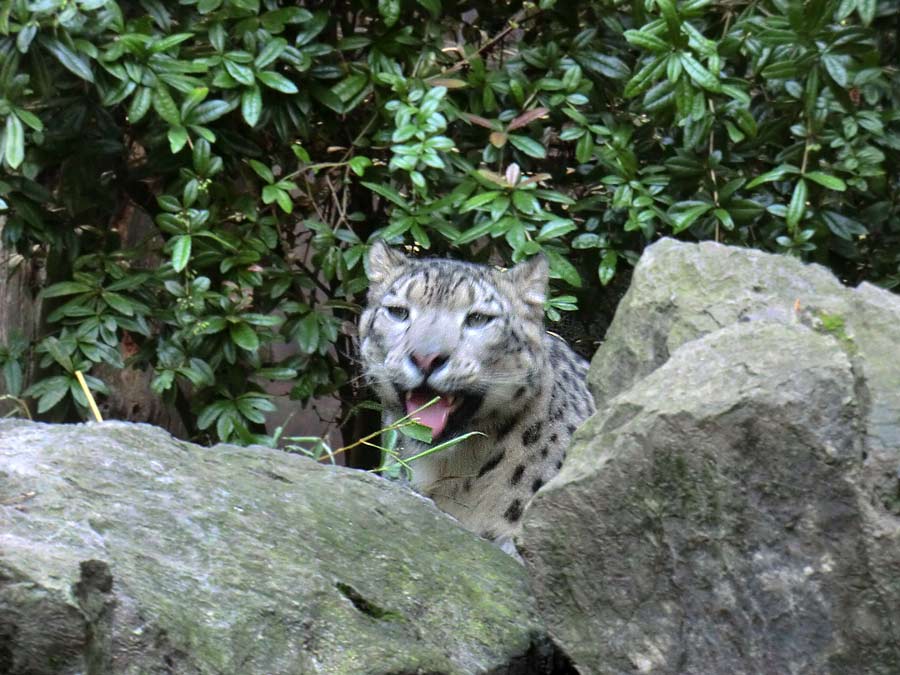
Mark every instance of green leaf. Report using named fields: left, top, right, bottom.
left=349, top=156, right=372, bottom=176
left=241, top=85, right=262, bottom=126
left=679, top=52, right=720, bottom=92
left=150, top=33, right=194, bottom=53
left=331, top=73, right=368, bottom=103
left=274, top=188, right=293, bottom=213
left=713, top=208, right=734, bottom=230
left=14, top=108, right=43, bottom=132
left=508, top=135, right=547, bottom=159
left=575, top=132, right=594, bottom=164
left=188, top=99, right=233, bottom=125
left=128, top=87, right=153, bottom=123
left=249, top=159, right=274, bottom=183
left=536, top=219, right=576, bottom=241
left=361, top=181, right=409, bottom=209
left=4, top=114, right=25, bottom=169
left=197, top=400, right=230, bottom=430
left=461, top=191, right=502, bottom=212
left=254, top=38, right=287, bottom=69
left=856, top=0, right=876, bottom=25
left=41, top=37, right=94, bottom=82
left=804, top=171, right=846, bottom=191
left=745, top=164, right=799, bottom=189
left=624, top=55, right=666, bottom=98
left=786, top=179, right=808, bottom=230
left=171, top=234, right=192, bottom=272
left=490, top=196, right=510, bottom=222
left=545, top=250, right=582, bottom=287
left=41, top=281, right=93, bottom=298
left=152, top=85, right=181, bottom=125
left=102, top=291, right=135, bottom=316
left=598, top=250, right=617, bottom=285
left=295, top=313, right=319, bottom=353
left=512, top=190, right=540, bottom=214
left=578, top=53, right=630, bottom=80
left=455, top=219, right=496, bottom=245
left=400, top=421, right=433, bottom=443
left=230, top=322, right=260, bottom=351
left=572, top=233, right=603, bottom=249
left=822, top=54, right=848, bottom=88
left=3, top=359, right=23, bottom=396
left=761, top=61, right=799, bottom=80
left=623, top=29, right=669, bottom=52
left=44, top=337, right=74, bottom=373
left=257, top=367, right=298, bottom=380
left=670, top=201, right=713, bottom=233
left=257, top=71, right=298, bottom=94
left=168, top=126, right=189, bottom=153
left=33, top=376, right=71, bottom=413
left=656, top=0, right=681, bottom=35
left=337, top=35, right=373, bottom=51
left=224, top=59, right=255, bottom=86
left=378, top=0, right=401, bottom=27
left=16, top=23, right=37, bottom=53
left=416, top=0, right=441, bottom=17
left=822, top=210, right=867, bottom=240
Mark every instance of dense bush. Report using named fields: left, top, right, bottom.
left=0, top=0, right=897, bottom=444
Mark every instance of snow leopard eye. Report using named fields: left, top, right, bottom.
left=464, top=312, right=496, bottom=328
left=385, top=305, right=409, bottom=321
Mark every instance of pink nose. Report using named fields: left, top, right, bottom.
left=412, top=352, right=447, bottom=375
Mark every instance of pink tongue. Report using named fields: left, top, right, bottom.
left=405, top=392, right=452, bottom=439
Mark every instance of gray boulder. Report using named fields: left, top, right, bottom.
left=521, top=239, right=900, bottom=674
left=0, top=420, right=563, bottom=675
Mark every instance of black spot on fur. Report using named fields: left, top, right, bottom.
left=566, top=423, right=577, bottom=435
left=497, top=418, right=516, bottom=441
left=503, top=499, right=523, bottom=522
left=556, top=460, right=563, bottom=469
left=522, top=421, right=543, bottom=446
left=514, top=386, right=526, bottom=399
left=549, top=433, right=558, bottom=444
left=539, top=445, right=549, bottom=458
left=481, top=529, right=496, bottom=541
left=510, top=464, right=525, bottom=486
left=478, top=451, right=505, bottom=478
left=531, top=478, right=544, bottom=493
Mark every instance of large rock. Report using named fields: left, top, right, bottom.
left=521, top=239, right=900, bottom=674
left=0, top=420, right=563, bottom=675
left=587, top=238, right=900, bottom=505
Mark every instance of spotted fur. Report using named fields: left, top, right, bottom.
left=359, top=242, right=595, bottom=546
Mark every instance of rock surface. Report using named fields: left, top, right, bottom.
left=522, top=239, right=900, bottom=674
left=0, top=420, right=562, bottom=675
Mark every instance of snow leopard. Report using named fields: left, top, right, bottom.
left=359, top=241, right=596, bottom=547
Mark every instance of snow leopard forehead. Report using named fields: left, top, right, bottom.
left=385, top=260, right=506, bottom=311
left=364, top=241, right=548, bottom=312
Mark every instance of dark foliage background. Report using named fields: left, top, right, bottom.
left=0, top=0, right=897, bottom=446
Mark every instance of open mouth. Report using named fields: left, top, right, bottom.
left=399, top=387, right=482, bottom=441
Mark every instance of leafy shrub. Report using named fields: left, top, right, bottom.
left=1, top=0, right=897, bottom=444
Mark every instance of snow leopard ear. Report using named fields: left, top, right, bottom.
left=365, top=241, right=409, bottom=289
left=507, top=253, right=549, bottom=308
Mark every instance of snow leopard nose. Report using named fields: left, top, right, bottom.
left=411, top=352, right=449, bottom=376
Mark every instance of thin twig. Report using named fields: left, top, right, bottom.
left=435, top=8, right=534, bottom=78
